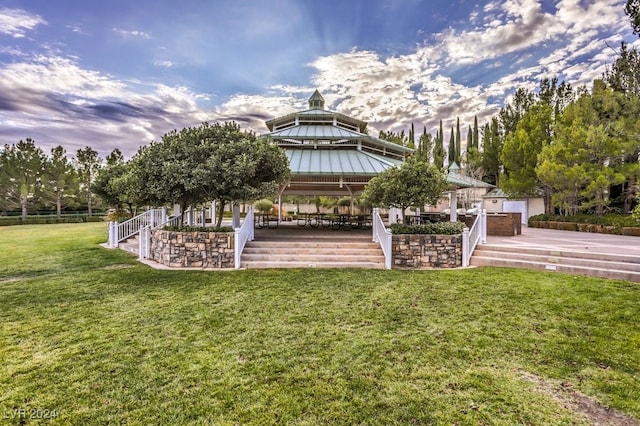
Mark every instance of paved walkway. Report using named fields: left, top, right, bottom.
left=486, top=226, right=640, bottom=258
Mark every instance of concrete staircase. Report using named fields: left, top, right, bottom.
left=470, top=245, right=640, bottom=282
left=240, top=235, right=385, bottom=269
left=117, top=236, right=139, bottom=256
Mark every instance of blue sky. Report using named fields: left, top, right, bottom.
left=0, top=0, right=635, bottom=158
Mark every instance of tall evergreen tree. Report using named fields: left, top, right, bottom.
left=481, top=118, right=503, bottom=186
left=501, top=103, right=554, bottom=213
left=45, top=145, right=77, bottom=218
left=415, top=126, right=433, bottom=163
left=3, top=139, right=46, bottom=219
left=472, top=115, right=479, bottom=150
left=433, top=122, right=445, bottom=171
left=604, top=42, right=640, bottom=213
left=466, top=125, right=473, bottom=164
left=455, top=117, right=461, bottom=164
left=75, top=146, right=102, bottom=216
left=448, top=127, right=456, bottom=167
left=407, top=123, right=416, bottom=149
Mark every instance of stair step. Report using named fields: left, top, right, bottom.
left=241, top=260, right=386, bottom=269
left=243, top=247, right=382, bottom=255
left=474, top=245, right=640, bottom=265
left=471, top=245, right=640, bottom=282
left=471, top=249, right=640, bottom=273
left=242, top=254, right=384, bottom=262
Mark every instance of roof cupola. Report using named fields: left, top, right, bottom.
left=308, top=89, right=325, bottom=110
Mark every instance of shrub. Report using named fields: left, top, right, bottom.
left=633, top=203, right=640, bottom=224
left=528, top=213, right=638, bottom=228
left=254, top=199, right=274, bottom=213
left=390, top=221, right=466, bottom=235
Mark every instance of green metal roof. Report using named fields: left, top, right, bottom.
left=285, top=148, right=402, bottom=176
left=447, top=170, right=494, bottom=189
left=267, top=125, right=364, bottom=139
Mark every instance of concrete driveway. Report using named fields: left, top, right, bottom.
left=486, top=226, right=640, bottom=258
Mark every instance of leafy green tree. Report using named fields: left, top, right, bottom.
left=93, top=148, right=139, bottom=216
left=45, top=146, right=77, bottom=218
left=379, top=129, right=408, bottom=146
left=130, top=122, right=289, bottom=227
left=362, top=159, right=448, bottom=214
left=3, top=139, right=46, bottom=219
left=76, top=146, right=101, bottom=216
left=626, top=0, right=640, bottom=36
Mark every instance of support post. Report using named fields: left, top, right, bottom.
left=232, top=203, right=240, bottom=229
left=373, top=208, right=379, bottom=243
left=211, top=201, right=216, bottom=224
left=150, top=209, right=155, bottom=228
left=450, top=190, right=458, bottom=222
left=481, top=209, right=487, bottom=244
left=109, top=221, right=119, bottom=248
left=462, top=227, right=470, bottom=267
left=278, top=195, right=282, bottom=223
left=161, top=207, right=167, bottom=225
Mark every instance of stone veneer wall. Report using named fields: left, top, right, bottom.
left=392, top=234, right=462, bottom=269
left=150, top=229, right=235, bottom=268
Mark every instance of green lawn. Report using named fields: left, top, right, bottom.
left=0, top=223, right=639, bottom=425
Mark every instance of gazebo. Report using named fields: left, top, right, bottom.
left=260, top=90, right=491, bottom=222
left=260, top=90, right=414, bottom=217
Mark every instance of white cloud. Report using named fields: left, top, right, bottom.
left=112, top=27, right=150, bottom=39
left=0, top=8, right=46, bottom=38
left=154, top=60, right=175, bottom=68
left=0, top=55, right=214, bottom=157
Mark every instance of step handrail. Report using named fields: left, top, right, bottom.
left=463, top=209, right=487, bottom=267
left=234, top=206, right=254, bottom=269
left=372, top=208, right=392, bottom=269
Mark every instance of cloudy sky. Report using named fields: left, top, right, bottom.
left=0, top=0, right=636, bottom=159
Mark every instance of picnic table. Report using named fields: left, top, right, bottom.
left=254, top=214, right=279, bottom=229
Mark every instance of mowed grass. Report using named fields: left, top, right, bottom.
left=0, top=223, right=639, bottom=425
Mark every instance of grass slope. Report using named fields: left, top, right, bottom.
left=0, top=223, right=639, bottom=425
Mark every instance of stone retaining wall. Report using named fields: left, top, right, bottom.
left=150, top=229, right=235, bottom=268
left=392, top=234, right=462, bottom=269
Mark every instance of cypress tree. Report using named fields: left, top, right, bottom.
left=448, top=127, right=456, bottom=166
left=455, top=118, right=461, bottom=164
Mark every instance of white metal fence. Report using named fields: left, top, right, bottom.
left=462, top=209, right=487, bottom=267
left=372, top=208, right=392, bottom=269
left=234, top=206, right=254, bottom=269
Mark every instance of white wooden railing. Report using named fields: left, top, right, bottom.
left=137, top=214, right=181, bottom=260
left=372, top=208, right=392, bottom=269
left=108, top=208, right=166, bottom=248
left=234, top=206, right=254, bottom=269
left=462, top=209, right=487, bottom=267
